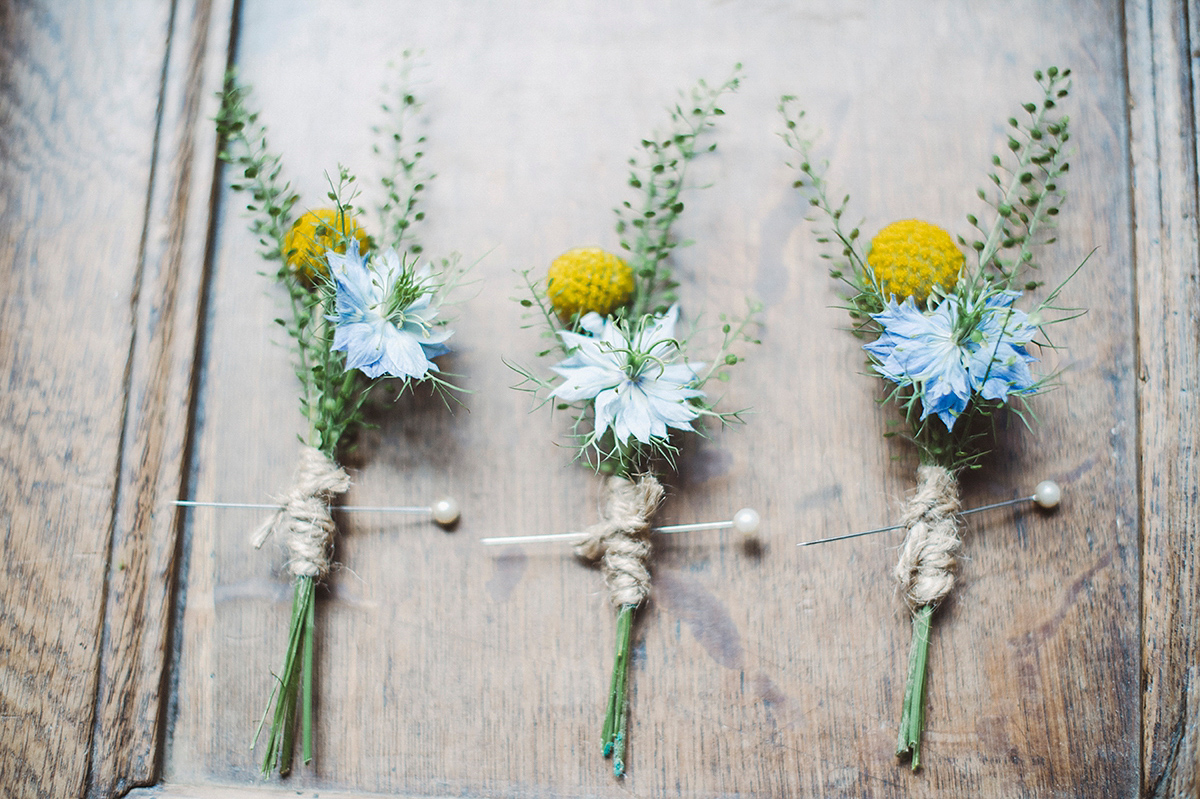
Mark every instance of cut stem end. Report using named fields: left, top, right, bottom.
left=896, top=603, right=934, bottom=770
left=601, top=604, right=636, bottom=777
left=256, top=576, right=317, bottom=777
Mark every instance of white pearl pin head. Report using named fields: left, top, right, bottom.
left=797, top=479, right=1065, bottom=546
left=479, top=508, right=762, bottom=546
left=431, top=497, right=461, bottom=526
left=1033, top=480, right=1062, bottom=509
left=732, top=508, right=761, bottom=537
left=174, top=497, right=461, bottom=529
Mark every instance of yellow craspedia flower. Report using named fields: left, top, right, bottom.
left=546, top=247, right=635, bottom=322
left=867, top=219, right=964, bottom=303
left=282, top=209, right=370, bottom=281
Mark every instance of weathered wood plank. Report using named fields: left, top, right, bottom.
left=128, top=782, right=397, bottom=799
left=1127, top=0, right=1200, bottom=796
left=162, top=1, right=1140, bottom=796
left=0, top=1, right=172, bottom=797
left=86, top=0, right=235, bottom=796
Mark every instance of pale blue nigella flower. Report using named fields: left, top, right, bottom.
left=863, top=291, right=1038, bottom=431
left=327, top=246, right=452, bottom=380
left=550, top=305, right=705, bottom=446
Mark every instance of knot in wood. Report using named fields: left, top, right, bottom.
left=893, top=464, right=961, bottom=609
left=575, top=473, right=665, bottom=608
left=252, top=446, right=351, bottom=580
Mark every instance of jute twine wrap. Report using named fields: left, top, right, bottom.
left=894, top=464, right=961, bottom=609
left=252, top=446, right=350, bottom=580
left=575, top=474, right=665, bottom=608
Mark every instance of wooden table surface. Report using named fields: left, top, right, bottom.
left=1, top=1, right=1197, bottom=797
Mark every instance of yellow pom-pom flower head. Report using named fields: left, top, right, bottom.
left=867, top=219, right=964, bottom=304
left=546, top=247, right=635, bottom=322
left=283, top=209, right=371, bottom=282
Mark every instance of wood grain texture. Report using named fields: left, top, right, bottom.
left=1127, top=0, right=1200, bottom=796
left=160, top=1, right=1141, bottom=796
left=4, top=0, right=1194, bottom=796
left=86, top=0, right=235, bottom=796
left=127, top=782, right=417, bottom=799
left=0, top=1, right=172, bottom=798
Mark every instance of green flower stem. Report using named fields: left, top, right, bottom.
left=602, top=603, right=636, bottom=776
left=258, top=576, right=316, bottom=776
left=613, top=682, right=629, bottom=777
left=302, top=583, right=316, bottom=764
left=279, top=667, right=297, bottom=773
left=896, top=603, right=934, bottom=770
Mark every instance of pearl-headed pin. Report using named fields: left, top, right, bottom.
left=174, top=497, right=462, bottom=527
left=796, top=480, right=1061, bottom=547
left=478, top=507, right=761, bottom=546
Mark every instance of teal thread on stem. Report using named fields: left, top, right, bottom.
left=602, top=604, right=636, bottom=773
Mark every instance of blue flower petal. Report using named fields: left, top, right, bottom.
left=637, top=304, right=680, bottom=352
left=381, top=326, right=433, bottom=379
left=550, top=361, right=624, bottom=401
left=578, top=312, right=607, bottom=337
left=592, top=387, right=620, bottom=439
left=329, top=246, right=453, bottom=380
left=615, top=383, right=659, bottom=444
left=867, top=289, right=1040, bottom=432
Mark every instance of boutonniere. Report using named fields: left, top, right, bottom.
left=781, top=66, right=1082, bottom=768
left=508, top=68, right=760, bottom=778
left=214, top=59, right=464, bottom=777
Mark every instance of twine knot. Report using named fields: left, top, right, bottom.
left=252, top=446, right=350, bottom=580
left=894, top=464, right=961, bottom=609
left=575, top=473, right=665, bottom=608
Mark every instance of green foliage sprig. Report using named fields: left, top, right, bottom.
left=967, top=67, right=1073, bottom=285
left=215, top=71, right=301, bottom=266
left=375, top=51, right=434, bottom=258
left=778, top=99, right=880, bottom=323
left=618, top=67, right=742, bottom=320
